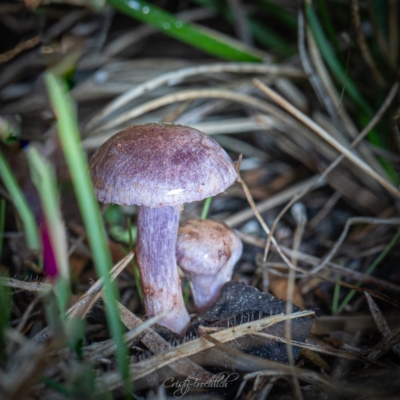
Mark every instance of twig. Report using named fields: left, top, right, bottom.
left=0, top=36, right=40, bottom=64
left=308, top=190, right=341, bottom=229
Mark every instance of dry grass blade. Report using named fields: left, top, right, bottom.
left=98, top=310, right=314, bottom=392
left=303, top=12, right=385, bottom=176
left=365, top=293, right=400, bottom=357
left=249, top=236, right=400, bottom=309
left=253, top=79, right=400, bottom=199
left=86, top=311, right=168, bottom=361
left=298, top=5, right=337, bottom=122
left=11, top=296, right=42, bottom=349
left=85, top=63, right=306, bottom=132
left=310, top=217, right=400, bottom=274
left=283, top=246, right=400, bottom=294
left=233, top=162, right=390, bottom=313
left=239, top=232, right=400, bottom=295
left=311, top=315, right=399, bottom=336
left=224, top=175, right=326, bottom=227
left=68, top=251, right=134, bottom=319
left=83, top=116, right=275, bottom=151
left=285, top=204, right=306, bottom=399
left=227, top=0, right=253, bottom=45
left=0, top=340, right=47, bottom=400
left=0, top=277, right=51, bottom=292
left=261, top=79, right=399, bottom=262
left=198, top=329, right=348, bottom=397
left=234, top=158, right=306, bottom=276
left=118, top=302, right=215, bottom=382
left=243, top=369, right=346, bottom=396
left=32, top=252, right=134, bottom=345
left=367, top=322, right=400, bottom=361
left=89, top=88, right=307, bottom=135
left=0, top=36, right=40, bottom=64
left=351, top=0, right=387, bottom=88
left=309, top=190, right=342, bottom=228
left=253, top=332, right=387, bottom=366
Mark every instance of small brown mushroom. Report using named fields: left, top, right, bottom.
left=89, top=123, right=237, bottom=334
left=176, top=219, right=243, bottom=312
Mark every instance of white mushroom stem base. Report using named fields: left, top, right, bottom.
left=189, top=274, right=231, bottom=313
left=137, top=205, right=190, bottom=334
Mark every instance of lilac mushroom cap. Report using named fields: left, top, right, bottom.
left=89, top=123, right=237, bottom=334
left=89, top=123, right=236, bottom=207
left=176, top=219, right=243, bottom=312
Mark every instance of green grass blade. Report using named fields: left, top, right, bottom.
left=201, top=197, right=212, bottom=219
left=315, top=0, right=340, bottom=52
left=192, top=0, right=295, bottom=57
left=306, top=3, right=398, bottom=183
left=26, top=147, right=71, bottom=318
left=331, top=275, right=341, bottom=315
left=249, top=19, right=295, bottom=57
left=44, top=73, right=130, bottom=392
left=305, top=3, right=372, bottom=116
left=359, top=114, right=399, bottom=185
left=0, top=199, right=5, bottom=259
left=107, top=0, right=265, bottom=62
left=43, top=377, right=71, bottom=397
left=132, top=258, right=142, bottom=303
left=256, top=0, right=297, bottom=29
left=26, top=147, right=70, bottom=283
left=126, top=217, right=143, bottom=303
left=0, top=149, right=40, bottom=252
left=127, top=217, right=134, bottom=250
left=336, top=229, right=400, bottom=314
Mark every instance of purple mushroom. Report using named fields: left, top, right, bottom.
left=176, top=219, right=243, bottom=312
left=89, top=123, right=237, bottom=334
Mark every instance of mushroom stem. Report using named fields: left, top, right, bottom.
left=137, top=205, right=190, bottom=334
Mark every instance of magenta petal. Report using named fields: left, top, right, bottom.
left=39, top=217, right=59, bottom=279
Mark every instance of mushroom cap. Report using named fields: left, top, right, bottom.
left=176, top=219, right=243, bottom=278
left=89, top=123, right=237, bottom=207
